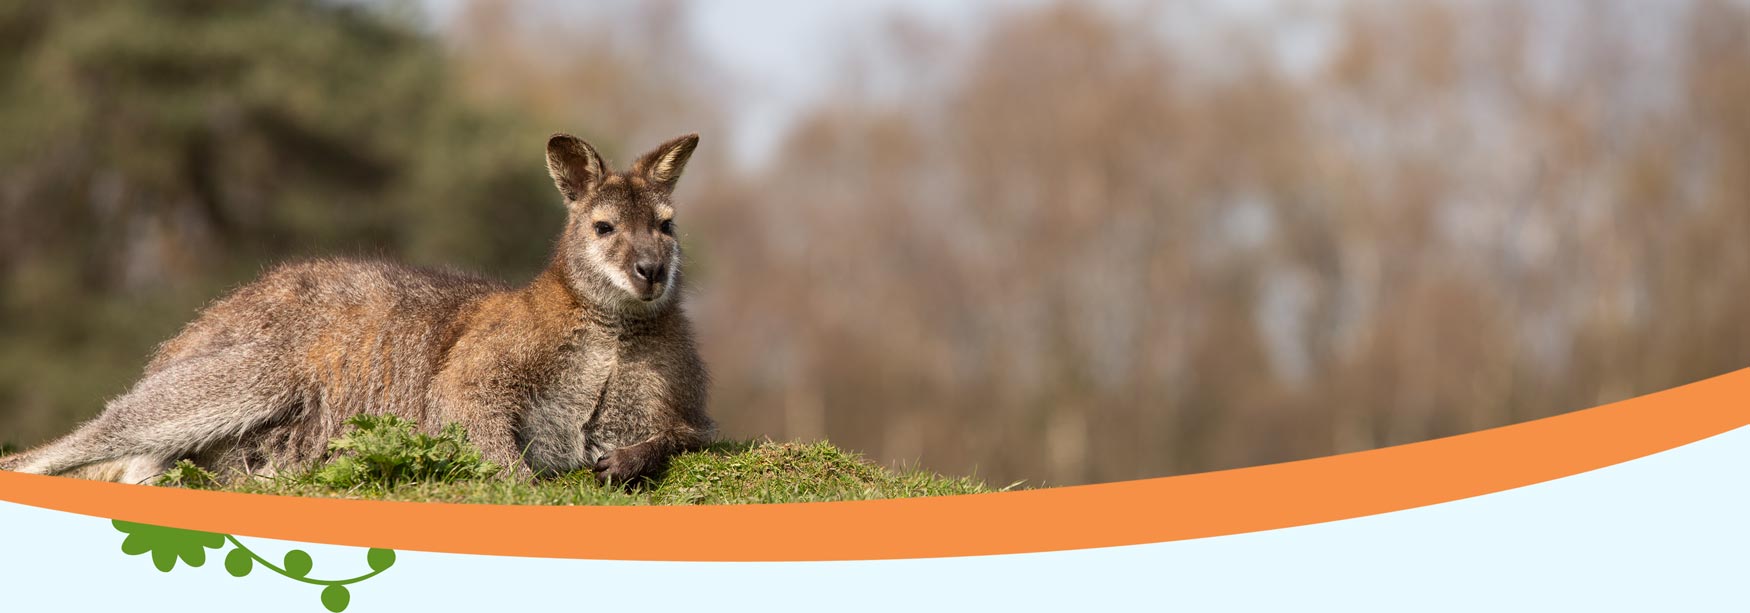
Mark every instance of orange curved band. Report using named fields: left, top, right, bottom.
left=2, top=367, right=1747, bottom=561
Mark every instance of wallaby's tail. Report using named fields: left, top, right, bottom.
left=0, top=447, right=140, bottom=482
left=0, top=448, right=36, bottom=472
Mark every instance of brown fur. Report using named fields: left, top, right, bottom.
left=0, top=133, right=714, bottom=485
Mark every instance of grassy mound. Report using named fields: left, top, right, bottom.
left=180, top=415, right=991, bottom=505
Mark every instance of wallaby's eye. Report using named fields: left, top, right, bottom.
left=593, top=221, right=614, bottom=236
left=659, top=219, right=675, bottom=235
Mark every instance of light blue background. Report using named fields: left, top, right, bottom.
left=3, top=426, right=1745, bottom=612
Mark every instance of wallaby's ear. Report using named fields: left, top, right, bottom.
left=546, top=133, right=605, bottom=201
left=631, top=133, right=700, bottom=192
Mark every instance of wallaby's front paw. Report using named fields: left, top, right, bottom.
left=593, top=443, right=658, bottom=487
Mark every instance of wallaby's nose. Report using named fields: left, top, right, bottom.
left=632, top=260, right=667, bottom=284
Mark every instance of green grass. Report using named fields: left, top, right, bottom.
left=177, top=416, right=994, bottom=505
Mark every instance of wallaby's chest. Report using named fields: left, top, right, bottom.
left=516, top=333, right=667, bottom=475
left=517, top=338, right=617, bottom=474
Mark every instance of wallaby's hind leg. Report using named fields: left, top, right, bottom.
left=12, top=348, right=298, bottom=482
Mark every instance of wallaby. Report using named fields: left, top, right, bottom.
left=0, top=133, right=714, bottom=486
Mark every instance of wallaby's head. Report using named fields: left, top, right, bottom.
left=545, top=132, right=699, bottom=313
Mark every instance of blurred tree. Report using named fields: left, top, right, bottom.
left=0, top=0, right=560, bottom=445
left=690, top=0, right=1750, bottom=485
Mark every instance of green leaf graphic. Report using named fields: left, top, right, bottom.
left=112, top=520, right=224, bottom=572
left=321, top=585, right=351, bottom=612
left=225, top=548, right=253, bottom=577
left=110, top=520, right=398, bottom=611
left=366, top=548, right=395, bottom=572
left=284, top=549, right=314, bottom=578
left=120, top=534, right=151, bottom=556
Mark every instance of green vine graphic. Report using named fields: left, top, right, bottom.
left=113, top=520, right=396, bottom=612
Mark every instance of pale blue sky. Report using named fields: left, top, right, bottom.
left=686, top=0, right=1007, bottom=161
left=404, top=0, right=1382, bottom=163
left=415, top=0, right=1012, bottom=161
left=407, top=1, right=1674, bottom=165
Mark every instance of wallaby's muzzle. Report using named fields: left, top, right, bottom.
left=630, top=256, right=669, bottom=301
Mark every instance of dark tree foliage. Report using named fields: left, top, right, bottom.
left=0, top=1, right=560, bottom=445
